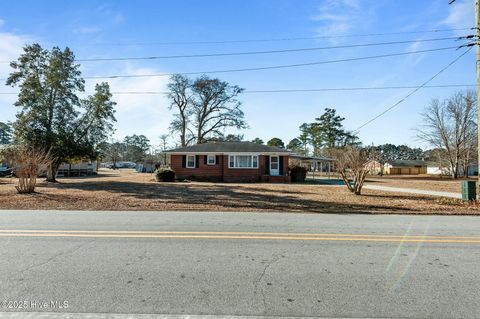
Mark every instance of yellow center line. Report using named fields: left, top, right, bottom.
left=0, top=232, right=479, bottom=243
left=0, top=229, right=479, bottom=239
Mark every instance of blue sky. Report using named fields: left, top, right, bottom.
left=0, top=0, right=476, bottom=149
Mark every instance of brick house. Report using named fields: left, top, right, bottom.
left=166, top=142, right=291, bottom=183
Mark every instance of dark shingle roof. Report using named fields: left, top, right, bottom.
left=166, top=142, right=290, bottom=154
left=388, top=160, right=427, bottom=167
left=290, top=154, right=335, bottom=161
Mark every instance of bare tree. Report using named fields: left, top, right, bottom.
left=167, top=74, right=192, bottom=147
left=159, top=134, right=169, bottom=166
left=191, top=75, right=247, bottom=144
left=417, top=91, right=477, bottom=179
left=332, top=146, right=370, bottom=195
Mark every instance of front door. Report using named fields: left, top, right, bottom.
left=270, top=155, right=279, bottom=176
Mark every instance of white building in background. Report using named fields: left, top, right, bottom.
left=427, top=162, right=478, bottom=177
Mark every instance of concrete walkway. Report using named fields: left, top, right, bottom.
left=364, top=184, right=462, bottom=199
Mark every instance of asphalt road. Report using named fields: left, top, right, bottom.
left=0, top=210, right=479, bottom=319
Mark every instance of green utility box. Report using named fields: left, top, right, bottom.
left=461, top=180, right=476, bottom=201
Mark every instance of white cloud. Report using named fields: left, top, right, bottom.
left=0, top=32, right=30, bottom=65
left=0, top=31, right=32, bottom=122
left=403, top=39, right=427, bottom=65
left=311, top=0, right=373, bottom=39
left=96, top=4, right=124, bottom=25
left=0, top=28, right=170, bottom=144
left=442, top=0, right=474, bottom=33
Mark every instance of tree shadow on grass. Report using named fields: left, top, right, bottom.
left=361, top=193, right=440, bottom=202
left=33, top=179, right=425, bottom=214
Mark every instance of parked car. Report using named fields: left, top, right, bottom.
left=0, top=165, right=12, bottom=177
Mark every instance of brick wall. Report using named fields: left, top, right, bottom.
left=171, top=154, right=224, bottom=182
left=223, top=155, right=264, bottom=182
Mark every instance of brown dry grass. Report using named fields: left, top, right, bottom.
left=365, top=175, right=477, bottom=193
left=0, top=169, right=478, bottom=214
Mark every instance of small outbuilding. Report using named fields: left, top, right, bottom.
left=384, top=160, right=427, bottom=175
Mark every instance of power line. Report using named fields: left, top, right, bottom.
left=0, top=36, right=461, bottom=64
left=90, top=27, right=473, bottom=46
left=79, top=46, right=460, bottom=80
left=69, top=37, right=459, bottom=62
left=244, top=84, right=476, bottom=93
left=353, top=47, right=473, bottom=133
left=0, top=84, right=475, bottom=95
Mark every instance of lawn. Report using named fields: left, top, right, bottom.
left=308, top=172, right=476, bottom=193
left=365, top=175, right=477, bottom=193
left=0, top=169, right=478, bottom=214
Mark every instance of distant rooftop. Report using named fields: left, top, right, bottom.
left=388, top=160, right=428, bottom=167
left=166, top=141, right=290, bottom=154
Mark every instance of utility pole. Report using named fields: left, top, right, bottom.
left=476, top=0, right=480, bottom=199
left=458, top=0, right=480, bottom=199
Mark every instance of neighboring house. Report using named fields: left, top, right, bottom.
left=365, top=160, right=384, bottom=175
left=100, top=161, right=136, bottom=169
left=466, top=162, right=479, bottom=176
left=136, top=162, right=156, bottom=173
left=57, top=160, right=98, bottom=177
left=428, top=162, right=478, bottom=177
left=289, top=154, right=336, bottom=173
left=384, top=160, right=427, bottom=175
left=166, top=142, right=291, bottom=182
left=136, top=154, right=170, bottom=173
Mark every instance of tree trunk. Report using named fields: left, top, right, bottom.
left=452, top=162, right=459, bottom=179
left=181, top=126, right=186, bottom=147
left=46, top=161, right=60, bottom=182
left=197, top=127, right=203, bottom=144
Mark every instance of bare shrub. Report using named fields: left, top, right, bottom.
left=332, top=146, right=370, bottom=195
left=2, top=146, right=51, bottom=194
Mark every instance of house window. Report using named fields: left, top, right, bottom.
left=228, top=155, right=259, bottom=168
left=252, top=155, right=258, bottom=168
left=186, top=155, right=196, bottom=168
left=207, top=155, right=216, bottom=165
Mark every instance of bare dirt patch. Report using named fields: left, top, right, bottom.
left=0, top=169, right=478, bottom=214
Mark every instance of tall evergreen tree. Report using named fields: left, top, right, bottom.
left=124, top=134, right=151, bottom=162
left=287, top=138, right=304, bottom=154
left=267, top=137, right=285, bottom=149
left=0, top=122, right=12, bottom=145
left=6, top=44, right=116, bottom=181
left=251, top=138, right=264, bottom=144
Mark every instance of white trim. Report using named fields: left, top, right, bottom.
left=269, top=155, right=280, bottom=176
left=207, top=154, right=216, bottom=165
left=228, top=154, right=259, bottom=169
left=186, top=154, right=196, bottom=168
